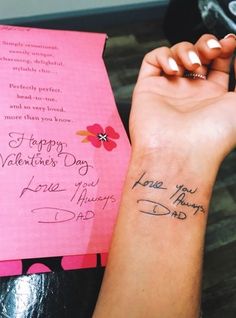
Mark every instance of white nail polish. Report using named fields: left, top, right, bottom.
left=207, top=39, right=222, bottom=49
left=224, top=33, right=236, bottom=40
left=188, top=51, right=201, bottom=65
left=168, top=57, right=179, bottom=71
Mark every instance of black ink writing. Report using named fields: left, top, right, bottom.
left=8, top=132, right=67, bottom=154
left=172, top=192, right=205, bottom=215
left=137, top=199, right=186, bottom=220
left=31, top=207, right=95, bottom=223
left=57, top=151, right=93, bottom=176
left=71, top=178, right=99, bottom=202
left=20, top=176, right=66, bottom=198
left=170, top=183, right=205, bottom=215
left=132, top=172, right=167, bottom=190
left=170, top=184, right=197, bottom=199
left=72, top=188, right=116, bottom=210
left=0, top=152, right=57, bottom=168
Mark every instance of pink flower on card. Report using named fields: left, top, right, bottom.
left=77, top=124, right=120, bottom=151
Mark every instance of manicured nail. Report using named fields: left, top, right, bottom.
left=207, top=39, right=222, bottom=49
left=168, top=57, right=179, bottom=71
left=188, top=51, right=201, bottom=65
left=224, top=33, right=236, bottom=40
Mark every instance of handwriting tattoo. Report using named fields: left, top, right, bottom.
left=170, top=184, right=205, bottom=215
left=137, top=199, right=187, bottom=220
left=132, top=172, right=167, bottom=190
left=134, top=172, right=205, bottom=221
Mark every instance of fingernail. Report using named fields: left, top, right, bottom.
left=224, top=33, right=236, bottom=40
left=188, top=51, right=201, bottom=65
left=207, top=39, right=222, bottom=49
left=168, top=57, right=179, bottom=71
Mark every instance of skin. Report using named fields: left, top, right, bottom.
left=93, top=34, right=236, bottom=318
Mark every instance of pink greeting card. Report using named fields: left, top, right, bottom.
left=0, top=25, right=130, bottom=274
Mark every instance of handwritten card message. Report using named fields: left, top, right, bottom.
left=0, top=25, right=130, bottom=261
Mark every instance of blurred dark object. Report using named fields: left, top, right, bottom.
left=0, top=267, right=104, bottom=318
left=164, top=0, right=236, bottom=43
left=199, top=0, right=236, bottom=38
left=163, top=0, right=208, bottom=44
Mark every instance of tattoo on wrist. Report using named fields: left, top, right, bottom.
left=132, top=172, right=205, bottom=221
left=132, top=172, right=167, bottom=190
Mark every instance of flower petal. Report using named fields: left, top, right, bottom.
left=87, top=135, right=102, bottom=148
left=87, top=124, right=104, bottom=135
left=105, top=126, right=120, bottom=139
left=103, top=139, right=117, bottom=151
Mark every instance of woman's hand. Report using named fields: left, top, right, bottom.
left=130, top=34, right=236, bottom=168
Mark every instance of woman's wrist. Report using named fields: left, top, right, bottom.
left=129, top=146, right=220, bottom=181
left=124, top=148, right=219, bottom=225
left=95, top=148, right=212, bottom=318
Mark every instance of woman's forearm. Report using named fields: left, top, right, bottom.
left=94, top=151, right=218, bottom=317
left=93, top=33, right=236, bottom=318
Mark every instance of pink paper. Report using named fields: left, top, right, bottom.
left=0, top=25, right=130, bottom=262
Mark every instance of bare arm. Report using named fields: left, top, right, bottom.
left=93, top=34, right=236, bottom=318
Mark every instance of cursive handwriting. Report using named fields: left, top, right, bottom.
left=57, top=151, right=93, bottom=176
left=0, top=152, right=57, bottom=168
left=31, top=207, right=95, bottom=223
left=72, top=188, right=116, bottom=210
left=137, top=199, right=186, bottom=220
left=20, top=176, right=66, bottom=198
left=134, top=172, right=206, bottom=220
left=0, top=151, right=93, bottom=175
left=172, top=193, right=205, bottom=215
left=170, top=183, right=205, bottom=215
left=8, top=132, right=67, bottom=154
left=71, top=178, right=99, bottom=202
left=170, top=184, right=197, bottom=199
left=132, top=172, right=167, bottom=190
